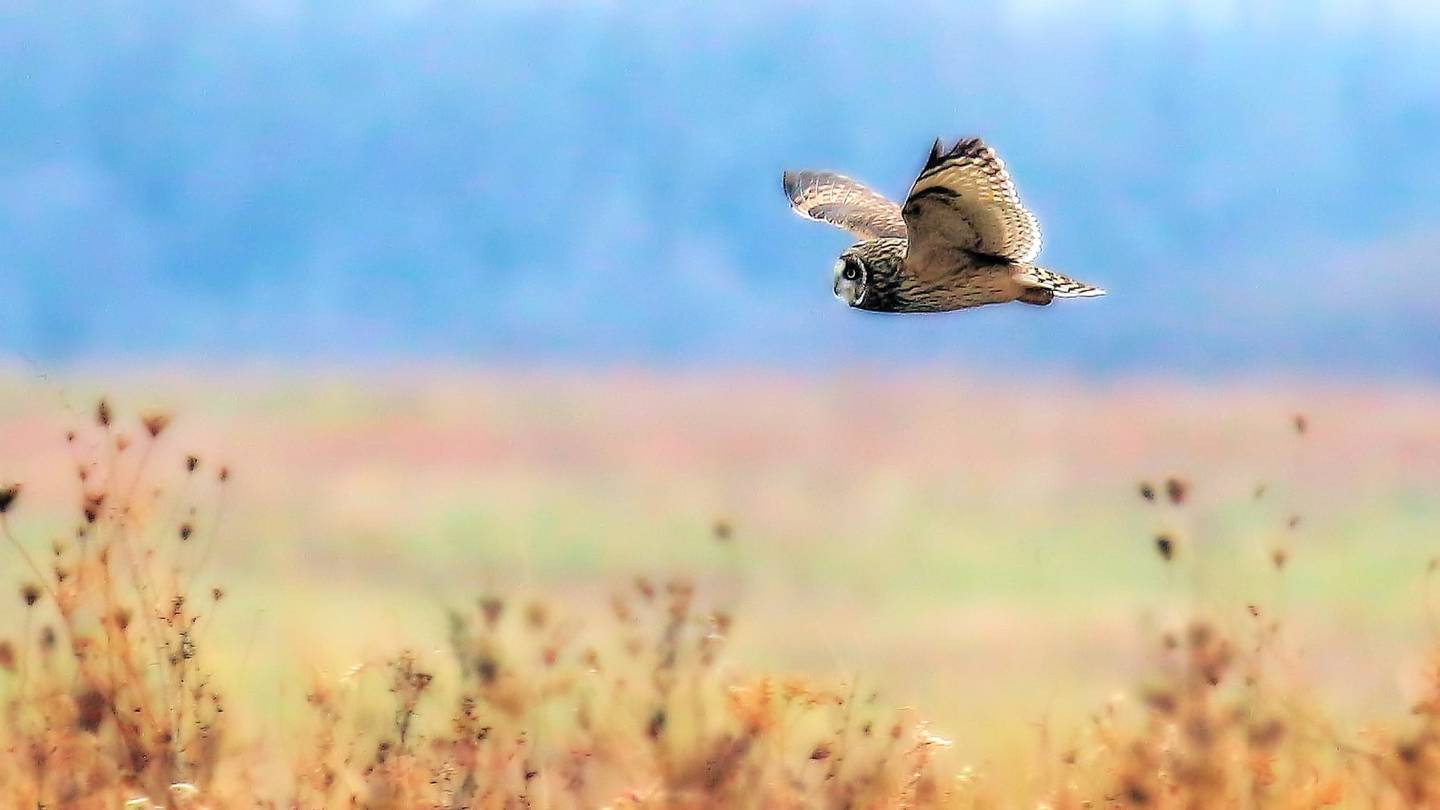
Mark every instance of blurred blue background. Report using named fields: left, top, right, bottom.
left=2, top=0, right=1438, bottom=375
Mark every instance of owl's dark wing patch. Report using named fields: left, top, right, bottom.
left=782, top=171, right=907, bottom=240
left=900, top=138, right=1042, bottom=271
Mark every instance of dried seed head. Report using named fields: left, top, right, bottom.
left=713, top=519, right=733, bottom=542
left=1138, top=481, right=1156, bottom=502
left=185, top=455, right=200, bottom=473
left=212, top=587, right=225, bottom=602
left=1165, top=477, right=1188, bottom=505
left=1143, top=689, right=1177, bottom=716
left=1154, top=534, right=1175, bottom=562
left=114, top=608, right=133, bottom=631
left=634, top=576, right=656, bottom=601
left=1271, top=548, right=1289, bottom=570
left=179, top=522, right=193, bottom=542
left=525, top=602, right=549, bottom=630
left=83, top=492, right=105, bottom=524
left=21, top=583, right=41, bottom=607
left=0, top=484, right=19, bottom=514
left=479, top=596, right=504, bottom=627
left=646, top=708, right=666, bottom=739
left=218, top=465, right=230, bottom=482
left=74, top=689, right=107, bottom=733
left=142, top=412, right=171, bottom=438
left=96, top=399, right=112, bottom=428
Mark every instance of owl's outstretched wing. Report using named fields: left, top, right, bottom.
left=782, top=170, right=907, bottom=240
left=900, top=138, right=1042, bottom=267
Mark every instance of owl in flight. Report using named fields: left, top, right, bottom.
left=783, top=137, right=1103, bottom=312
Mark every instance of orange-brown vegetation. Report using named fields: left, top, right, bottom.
left=1, top=391, right=1438, bottom=808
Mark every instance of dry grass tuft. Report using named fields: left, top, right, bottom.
left=0, top=402, right=1436, bottom=808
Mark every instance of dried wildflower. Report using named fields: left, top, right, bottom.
left=525, top=602, right=549, bottom=629
left=179, top=522, right=194, bottom=542
left=83, top=492, right=105, bottom=524
left=142, top=412, right=171, bottom=438
left=39, top=625, right=56, bottom=650
left=74, top=689, right=108, bottom=732
left=1271, top=548, right=1289, bottom=570
left=21, top=583, right=41, bottom=607
left=212, top=587, right=225, bottom=602
left=634, top=576, right=656, bottom=601
left=711, top=611, right=733, bottom=635
left=1165, top=477, right=1188, bottom=505
left=479, top=596, right=504, bottom=627
left=1154, top=534, right=1175, bottom=562
left=218, top=466, right=230, bottom=482
left=1248, top=719, right=1286, bottom=749
left=0, top=483, right=20, bottom=513
left=1142, top=689, right=1177, bottom=716
left=1138, top=481, right=1156, bottom=502
left=186, top=455, right=200, bottom=473
left=96, top=398, right=112, bottom=427
left=114, top=608, right=133, bottom=631
left=646, top=708, right=666, bottom=739
left=65, top=430, right=76, bottom=443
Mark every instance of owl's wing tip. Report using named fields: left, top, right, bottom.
left=783, top=170, right=816, bottom=205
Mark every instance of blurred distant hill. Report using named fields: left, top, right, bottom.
left=2, top=1, right=1438, bottom=375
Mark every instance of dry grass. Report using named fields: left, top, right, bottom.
left=1, top=391, right=1439, bottom=808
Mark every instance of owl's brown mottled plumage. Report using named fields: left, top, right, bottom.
left=783, top=137, right=1104, bottom=313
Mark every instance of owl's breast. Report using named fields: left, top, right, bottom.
left=888, top=253, right=1020, bottom=312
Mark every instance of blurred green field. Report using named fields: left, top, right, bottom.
left=2, top=369, right=1438, bottom=770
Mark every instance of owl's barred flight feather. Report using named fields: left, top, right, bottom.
left=1014, top=266, right=1105, bottom=298
left=905, top=137, right=1042, bottom=263
left=782, top=171, right=907, bottom=240
left=782, top=136, right=1105, bottom=314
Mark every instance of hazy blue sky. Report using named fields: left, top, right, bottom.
left=2, top=1, right=1438, bottom=376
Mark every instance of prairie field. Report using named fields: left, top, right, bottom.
left=1, top=369, right=1439, bottom=807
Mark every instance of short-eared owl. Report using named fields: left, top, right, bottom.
left=783, top=137, right=1104, bottom=312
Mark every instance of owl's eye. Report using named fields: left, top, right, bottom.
left=841, top=262, right=860, bottom=281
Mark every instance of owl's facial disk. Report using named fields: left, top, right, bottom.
left=833, top=256, right=866, bottom=307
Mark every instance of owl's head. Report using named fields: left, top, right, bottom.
left=834, top=238, right=905, bottom=309
left=832, top=252, right=868, bottom=307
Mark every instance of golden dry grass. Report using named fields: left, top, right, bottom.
left=1, top=376, right=1439, bottom=808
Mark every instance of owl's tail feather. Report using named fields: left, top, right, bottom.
left=1015, top=266, right=1106, bottom=299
